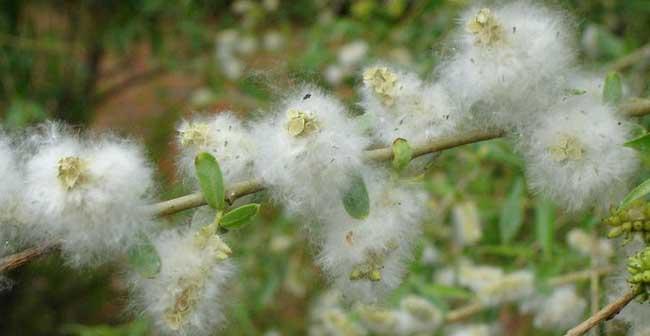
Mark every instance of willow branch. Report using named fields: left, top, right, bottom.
left=1, top=99, right=648, bottom=273
left=564, top=288, right=641, bottom=336
left=607, top=43, right=650, bottom=72
left=0, top=242, right=59, bottom=273
left=444, top=265, right=614, bottom=324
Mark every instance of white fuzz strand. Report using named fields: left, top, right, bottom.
left=176, top=111, right=256, bottom=185
left=251, top=84, right=370, bottom=219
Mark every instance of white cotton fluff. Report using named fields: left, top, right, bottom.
left=457, top=261, right=534, bottom=306
left=452, top=200, right=482, bottom=247
left=438, top=1, right=575, bottom=128
left=317, top=170, right=427, bottom=303
left=251, top=84, right=370, bottom=219
left=176, top=112, right=256, bottom=185
left=522, top=286, right=586, bottom=332
left=357, top=296, right=443, bottom=335
left=0, top=133, right=25, bottom=253
left=447, top=324, right=495, bottom=336
left=20, top=123, right=156, bottom=267
left=359, top=64, right=460, bottom=145
left=130, top=228, right=234, bottom=336
left=518, top=90, right=639, bottom=213
left=567, top=228, right=613, bottom=262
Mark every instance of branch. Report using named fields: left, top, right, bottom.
left=1, top=99, right=648, bottom=272
left=444, top=265, right=614, bottom=324
left=607, top=43, right=650, bottom=72
left=564, top=289, right=641, bottom=336
left=0, top=242, right=59, bottom=273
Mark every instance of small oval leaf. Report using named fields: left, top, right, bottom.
left=392, top=138, right=413, bottom=172
left=619, top=178, right=650, bottom=210
left=128, top=234, right=161, bottom=278
left=342, top=174, right=370, bottom=219
left=195, top=152, right=225, bottom=210
left=625, top=133, right=650, bottom=153
left=603, top=71, right=623, bottom=105
left=221, top=204, right=260, bottom=229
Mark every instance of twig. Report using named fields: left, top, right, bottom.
left=444, top=266, right=614, bottom=324
left=0, top=242, right=59, bottom=273
left=149, top=178, right=266, bottom=217
left=1, top=99, right=648, bottom=272
left=607, top=44, right=650, bottom=72
left=564, top=289, right=641, bottom=336
left=620, top=98, right=650, bottom=117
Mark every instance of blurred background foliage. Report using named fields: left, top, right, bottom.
left=1, top=0, right=650, bottom=335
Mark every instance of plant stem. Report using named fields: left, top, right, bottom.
left=564, top=289, right=641, bottom=336
left=1, top=99, right=648, bottom=272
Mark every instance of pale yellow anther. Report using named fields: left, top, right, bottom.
left=363, top=66, right=398, bottom=106
left=57, top=156, right=88, bottom=190
left=548, top=134, right=585, bottom=163
left=286, top=108, right=319, bottom=137
left=179, top=122, right=211, bottom=148
left=466, top=8, right=504, bottom=47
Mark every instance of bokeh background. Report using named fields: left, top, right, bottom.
left=1, top=0, right=650, bottom=335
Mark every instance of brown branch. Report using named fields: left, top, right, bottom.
left=1, top=99, right=648, bottom=273
left=0, top=242, right=59, bottom=273
left=564, top=289, right=641, bottom=336
left=607, top=44, right=650, bottom=72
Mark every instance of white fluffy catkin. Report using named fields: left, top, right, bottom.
left=20, top=123, right=157, bottom=267
left=317, top=169, right=427, bottom=303
left=176, top=111, right=256, bottom=185
left=130, top=227, right=234, bottom=336
left=523, top=286, right=586, bottom=332
left=251, top=84, right=370, bottom=219
left=438, top=1, right=575, bottom=128
left=518, top=78, right=639, bottom=212
left=359, top=64, right=460, bottom=145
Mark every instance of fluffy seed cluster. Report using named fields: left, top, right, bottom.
left=357, top=295, right=443, bottom=335
left=20, top=123, right=156, bottom=266
left=521, top=286, right=587, bottom=332
left=440, top=1, right=576, bottom=128
left=456, top=260, right=534, bottom=306
left=360, top=64, right=460, bottom=145
left=130, top=227, right=234, bottom=336
left=177, top=112, right=256, bottom=185
left=317, top=171, right=426, bottom=302
left=252, top=85, right=370, bottom=218
left=518, top=85, right=638, bottom=212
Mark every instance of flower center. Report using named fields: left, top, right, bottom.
left=179, top=122, right=211, bottom=148
left=466, top=8, right=504, bottom=47
left=548, top=134, right=585, bottom=163
left=363, top=66, right=398, bottom=106
left=57, top=156, right=88, bottom=190
left=286, top=108, right=319, bottom=137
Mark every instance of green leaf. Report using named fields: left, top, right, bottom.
left=603, top=72, right=623, bottom=105
left=392, top=138, right=413, bottom=172
left=499, top=178, right=525, bottom=244
left=535, top=198, right=555, bottom=259
left=195, top=152, right=225, bottom=210
left=625, top=133, right=650, bottom=153
left=619, top=178, right=650, bottom=210
left=127, top=234, right=161, bottom=278
left=342, top=173, right=370, bottom=219
left=221, top=204, right=260, bottom=229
